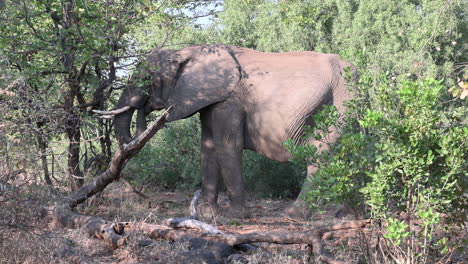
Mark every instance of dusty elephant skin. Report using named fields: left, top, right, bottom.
left=112, top=44, right=358, bottom=218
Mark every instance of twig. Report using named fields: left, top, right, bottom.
left=122, top=179, right=150, bottom=200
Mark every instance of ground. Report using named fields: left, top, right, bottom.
left=0, top=182, right=466, bottom=264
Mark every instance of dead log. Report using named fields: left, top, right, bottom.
left=138, top=219, right=371, bottom=264
left=41, top=206, right=127, bottom=248
left=164, top=217, right=258, bottom=251
left=164, top=217, right=222, bottom=234
left=44, top=203, right=370, bottom=263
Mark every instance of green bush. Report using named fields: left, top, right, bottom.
left=243, top=150, right=304, bottom=199
left=287, top=75, right=467, bottom=261
left=125, top=116, right=201, bottom=190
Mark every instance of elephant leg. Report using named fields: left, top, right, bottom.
left=201, top=133, right=220, bottom=208
left=284, top=165, right=318, bottom=219
left=200, top=102, right=247, bottom=218
left=200, top=114, right=221, bottom=211
left=294, top=163, right=355, bottom=219
left=218, top=140, right=245, bottom=216
left=285, top=118, right=342, bottom=218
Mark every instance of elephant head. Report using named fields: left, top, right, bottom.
left=113, top=45, right=241, bottom=143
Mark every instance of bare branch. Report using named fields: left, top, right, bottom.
left=65, top=106, right=174, bottom=208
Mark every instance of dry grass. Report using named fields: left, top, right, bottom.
left=0, top=181, right=358, bottom=264
left=0, top=181, right=466, bottom=263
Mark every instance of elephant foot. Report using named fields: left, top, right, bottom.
left=197, top=202, right=221, bottom=220
left=197, top=203, right=251, bottom=220
left=283, top=202, right=312, bottom=220
left=221, top=206, right=252, bottom=219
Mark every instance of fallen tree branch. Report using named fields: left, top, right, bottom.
left=140, top=219, right=371, bottom=264
left=164, top=217, right=222, bottom=234
left=65, top=106, right=174, bottom=208
left=41, top=206, right=128, bottom=248
left=145, top=219, right=369, bottom=245
left=44, top=204, right=370, bottom=263
left=164, top=217, right=258, bottom=251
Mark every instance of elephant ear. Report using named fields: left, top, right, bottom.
left=147, top=48, right=186, bottom=83
left=151, top=45, right=242, bottom=121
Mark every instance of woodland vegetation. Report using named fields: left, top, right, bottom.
left=0, top=0, right=466, bottom=263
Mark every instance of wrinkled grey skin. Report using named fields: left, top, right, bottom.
left=114, top=44, right=357, bottom=218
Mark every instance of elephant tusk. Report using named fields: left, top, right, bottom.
left=97, top=115, right=115, bottom=119
left=92, top=105, right=131, bottom=115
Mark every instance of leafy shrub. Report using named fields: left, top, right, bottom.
left=243, top=150, right=304, bottom=199
left=125, top=115, right=201, bottom=190
left=287, top=75, right=467, bottom=261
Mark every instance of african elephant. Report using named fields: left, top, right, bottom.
left=112, top=44, right=357, bottom=218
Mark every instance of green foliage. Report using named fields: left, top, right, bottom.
left=243, top=150, right=304, bottom=199
left=0, top=0, right=216, bottom=187
left=218, top=0, right=332, bottom=52
left=288, top=74, right=467, bottom=260
left=0, top=0, right=169, bottom=186
left=358, top=78, right=466, bottom=221
left=316, top=0, right=466, bottom=80
left=130, top=1, right=220, bottom=49
left=384, top=218, right=410, bottom=246
left=278, top=2, right=466, bottom=259
left=125, top=116, right=201, bottom=190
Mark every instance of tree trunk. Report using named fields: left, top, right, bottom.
left=61, top=1, right=84, bottom=190
left=99, top=119, right=113, bottom=164
left=66, top=112, right=84, bottom=190
left=37, top=134, right=52, bottom=186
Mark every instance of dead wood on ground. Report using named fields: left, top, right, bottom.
left=143, top=219, right=371, bottom=263
left=41, top=206, right=129, bottom=248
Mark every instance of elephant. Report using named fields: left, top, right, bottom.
left=112, top=44, right=357, bottom=218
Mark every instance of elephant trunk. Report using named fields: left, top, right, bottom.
left=135, top=108, right=148, bottom=138
left=114, top=108, right=134, bottom=144
left=114, top=108, right=148, bottom=143
left=114, top=89, right=149, bottom=144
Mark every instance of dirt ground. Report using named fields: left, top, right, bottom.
left=0, top=182, right=466, bottom=264
left=81, top=182, right=357, bottom=263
